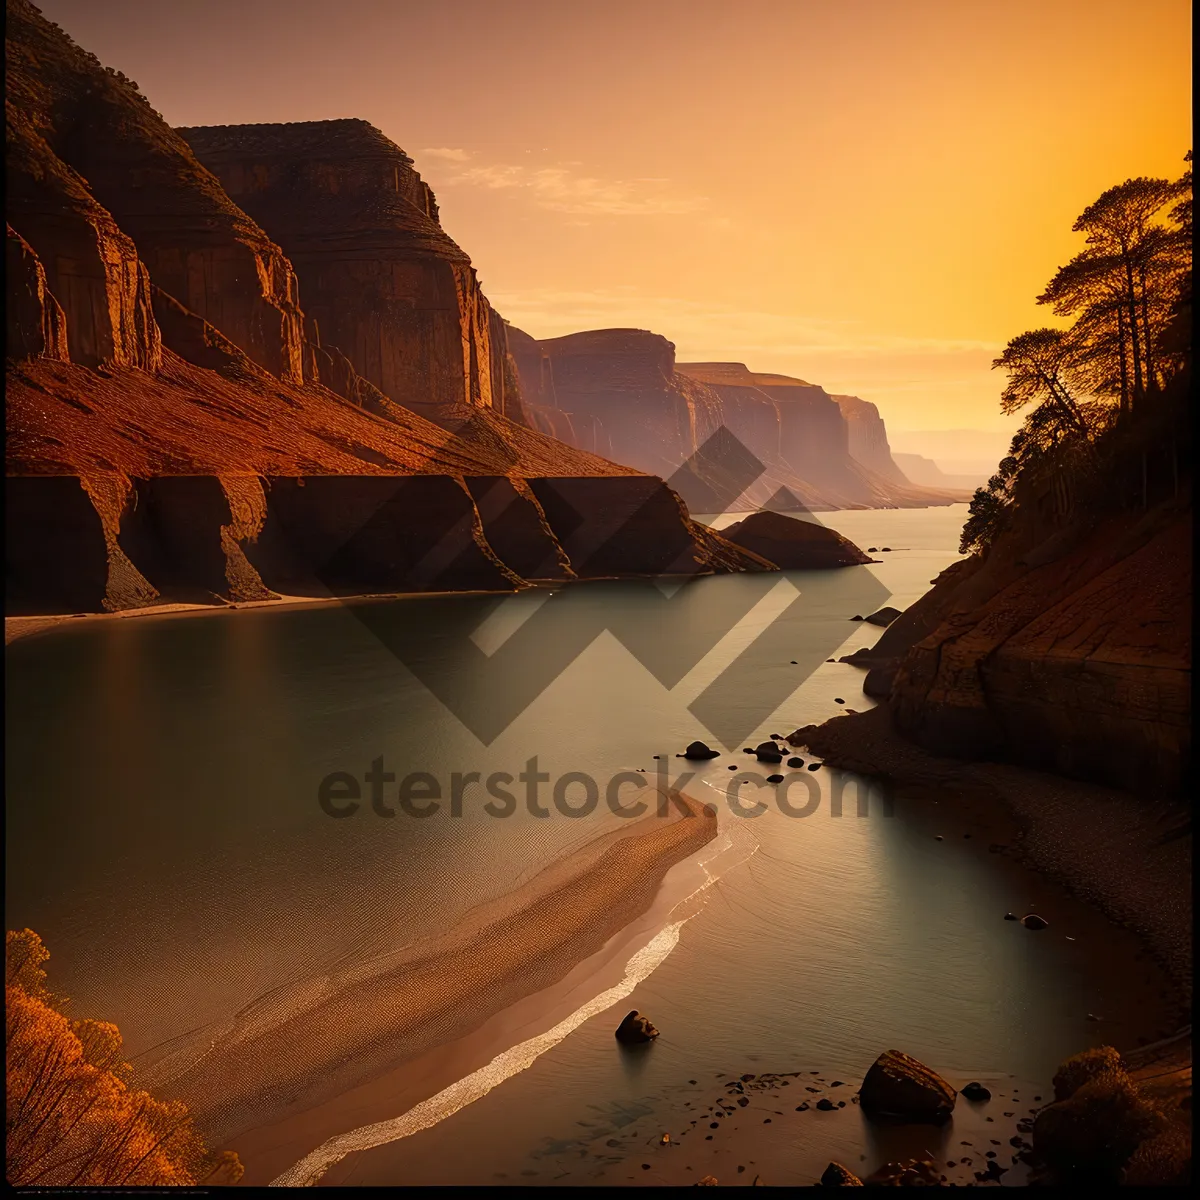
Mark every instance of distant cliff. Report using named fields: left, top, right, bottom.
left=4, top=0, right=767, bottom=613
left=507, top=325, right=963, bottom=512
left=893, top=452, right=989, bottom=492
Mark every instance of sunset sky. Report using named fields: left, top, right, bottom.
left=39, top=0, right=1192, bottom=442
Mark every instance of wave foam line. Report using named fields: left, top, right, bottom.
left=271, top=827, right=753, bottom=1187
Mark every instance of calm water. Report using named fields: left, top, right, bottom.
left=4, top=504, right=1172, bottom=1184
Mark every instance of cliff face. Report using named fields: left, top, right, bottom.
left=507, top=325, right=962, bottom=512
left=5, top=0, right=765, bottom=613
left=884, top=499, right=1190, bottom=795
left=178, top=121, right=515, bottom=420
left=843, top=438, right=1191, bottom=797
left=6, top=0, right=304, bottom=382
left=833, top=394, right=912, bottom=486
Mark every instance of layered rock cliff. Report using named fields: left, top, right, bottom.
left=5, top=0, right=767, bottom=613
left=833, top=394, right=912, bottom=486
left=177, top=120, right=518, bottom=420
left=805, top=424, right=1191, bottom=798
left=507, top=325, right=962, bottom=512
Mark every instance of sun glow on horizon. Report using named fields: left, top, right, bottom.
left=34, top=0, right=1193, bottom=434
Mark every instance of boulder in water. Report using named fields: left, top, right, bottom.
left=1022, top=914, right=1049, bottom=931
left=683, top=740, right=720, bottom=760
left=615, top=1010, right=659, bottom=1044
left=859, top=1050, right=957, bottom=1122
left=962, top=1081, right=992, bottom=1101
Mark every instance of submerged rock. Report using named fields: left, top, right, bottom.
left=860, top=1050, right=957, bottom=1122
left=615, top=1010, right=659, bottom=1044
left=1022, top=914, right=1050, bottom=931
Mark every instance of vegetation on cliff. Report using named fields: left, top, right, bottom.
left=962, top=153, right=1192, bottom=556
left=5, top=930, right=241, bottom=1187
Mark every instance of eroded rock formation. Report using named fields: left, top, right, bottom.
left=5, top=0, right=766, bottom=614
left=506, top=325, right=964, bottom=512
left=178, top=120, right=516, bottom=419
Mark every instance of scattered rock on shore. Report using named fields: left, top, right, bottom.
left=863, top=1158, right=941, bottom=1185
left=683, top=740, right=721, bottom=760
left=962, top=1081, right=992, bottom=1101
left=860, top=1050, right=957, bottom=1122
left=615, top=1010, right=659, bottom=1043
left=819, top=1161, right=864, bottom=1185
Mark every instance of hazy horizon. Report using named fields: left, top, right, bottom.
left=35, top=0, right=1192, bottom=437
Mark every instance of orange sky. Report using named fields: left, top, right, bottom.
left=39, top=0, right=1192, bottom=436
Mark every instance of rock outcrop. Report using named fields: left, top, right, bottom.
left=720, top=510, right=874, bottom=568
left=832, top=394, right=912, bottom=486
left=859, top=1050, right=957, bottom=1122
left=178, top=120, right=518, bottom=419
left=6, top=0, right=303, bottom=381
left=880, top=499, right=1191, bottom=795
left=506, top=326, right=963, bottom=512
left=615, top=1010, right=659, bottom=1043
left=4, top=0, right=767, bottom=613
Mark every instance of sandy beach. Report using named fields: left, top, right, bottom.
left=139, top=790, right=717, bottom=1162
left=3, top=588, right=509, bottom=646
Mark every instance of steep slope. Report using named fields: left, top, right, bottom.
left=178, top=120, right=518, bottom=420
left=812, top=416, right=1192, bottom=799
left=5, top=0, right=766, bottom=613
left=506, top=323, right=962, bottom=512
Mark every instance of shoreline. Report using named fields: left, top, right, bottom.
left=140, top=790, right=718, bottom=1177
left=791, top=706, right=1192, bottom=1008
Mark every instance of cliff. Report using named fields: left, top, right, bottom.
left=893, top=452, right=990, bottom=492
left=506, top=324, right=963, bottom=512
left=177, top=120, right=519, bottom=420
left=810, top=420, right=1191, bottom=798
left=832, top=394, right=919, bottom=486
left=5, top=0, right=766, bottom=613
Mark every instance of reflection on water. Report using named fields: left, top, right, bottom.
left=3, top=505, right=1173, bottom=1185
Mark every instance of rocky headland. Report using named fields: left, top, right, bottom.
left=5, top=0, right=771, bottom=615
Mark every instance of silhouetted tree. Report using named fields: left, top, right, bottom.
left=969, top=155, right=1192, bottom=554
